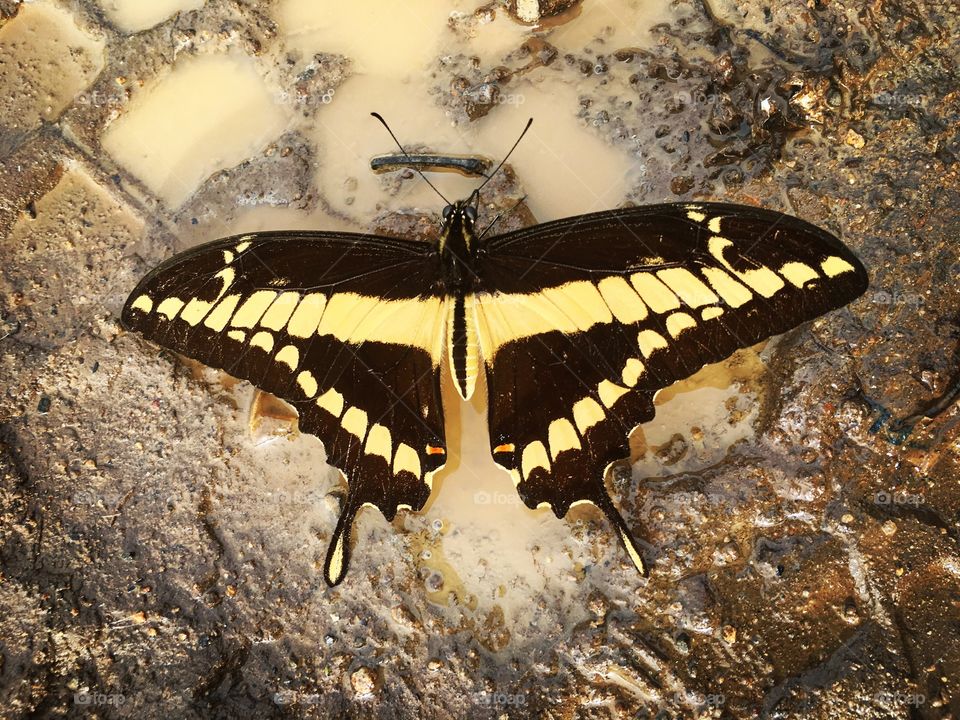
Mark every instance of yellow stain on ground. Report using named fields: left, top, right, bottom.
left=102, top=53, right=288, bottom=207
left=95, top=0, right=206, bottom=32
left=0, top=2, right=106, bottom=134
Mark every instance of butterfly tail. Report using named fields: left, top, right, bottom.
left=593, top=490, right=649, bottom=577
left=323, top=492, right=360, bottom=587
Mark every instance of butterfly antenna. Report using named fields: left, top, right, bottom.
left=477, top=194, right=528, bottom=241
left=370, top=112, right=450, bottom=205
left=475, top=117, right=533, bottom=194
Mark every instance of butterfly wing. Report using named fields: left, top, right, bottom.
left=475, top=202, right=869, bottom=572
left=122, top=231, right=447, bottom=585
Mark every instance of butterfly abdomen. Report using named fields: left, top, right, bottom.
left=448, top=294, right=480, bottom=400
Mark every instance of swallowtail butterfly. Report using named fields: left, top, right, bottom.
left=122, top=117, right=868, bottom=586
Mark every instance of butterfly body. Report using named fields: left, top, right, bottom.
left=123, top=197, right=867, bottom=586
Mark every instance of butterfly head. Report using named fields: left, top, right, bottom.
left=441, top=198, right=479, bottom=229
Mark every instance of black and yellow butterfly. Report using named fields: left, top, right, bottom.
left=122, top=121, right=868, bottom=586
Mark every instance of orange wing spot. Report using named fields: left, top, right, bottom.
left=493, top=443, right=515, bottom=454
left=426, top=445, right=446, bottom=455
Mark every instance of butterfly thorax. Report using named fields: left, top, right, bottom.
left=437, top=201, right=480, bottom=293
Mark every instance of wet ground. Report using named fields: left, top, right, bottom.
left=1, top=0, right=958, bottom=718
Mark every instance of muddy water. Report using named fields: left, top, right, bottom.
left=100, top=0, right=766, bottom=622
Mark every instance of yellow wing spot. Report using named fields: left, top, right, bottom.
left=572, top=396, right=605, bottom=434
left=222, top=250, right=234, bottom=264
left=364, top=424, right=392, bottom=461
left=493, top=443, right=515, bottom=454
left=666, top=312, right=697, bottom=337
left=548, top=418, right=582, bottom=460
left=779, top=261, right=820, bottom=288
left=260, top=292, right=301, bottom=331
left=286, top=293, right=327, bottom=338
left=597, top=276, right=648, bottom=323
left=821, top=256, right=856, bottom=278
left=179, top=299, right=210, bottom=326
left=341, top=406, right=368, bottom=441
left=709, top=236, right=784, bottom=298
left=637, top=329, right=668, bottom=358
left=630, top=273, right=681, bottom=313
left=235, top=240, right=251, bottom=253
left=686, top=210, right=706, bottom=222
left=708, top=216, right=722, bottom=234
left=131, top=294, right=153, bottom=313
left=701, top=306, right=724, bottom=321
left=621, top=358, right=645, bottom=387
left=392, top=443, right=421, bottom=478
left=521, top=441, right=551, bottom=479
left=540, top=282, right=613, bottom=330
left=227, top=330, right=245, bottom=342
left=701, top=267, right=753, bottom=308
left=296, top=370, right=318, bottom=398
left=231, top=291, right=277, bottom=328
left=598, top=379, right=630, bottom=408
left=657, top=268, right=719, bottom=308
left=275, top=345, right=300, bottom=371
left=318, top=293, right=442, bottom=353
left=156, top=297, right=185, bottom=320
left=250, top=331, right=274, bottom=352
left=203, top=294, right=241, bottom=332
left=317, top=387, right=345, bottom=418
left=179, top=268, right=235, bottom=326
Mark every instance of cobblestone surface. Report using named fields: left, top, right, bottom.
left=1, top=1, right=958, bottom=719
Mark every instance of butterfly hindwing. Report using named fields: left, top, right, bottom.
left=122, top=231, right=448, bottom=585
left=476, top=202, right=868, bottom=571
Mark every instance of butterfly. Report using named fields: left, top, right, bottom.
left=121, top=116, right=868, bottom=586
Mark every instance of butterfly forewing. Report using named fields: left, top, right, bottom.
left=121, top=231, right=448, bottom=585
left=475, top=203, right=868, bottom=571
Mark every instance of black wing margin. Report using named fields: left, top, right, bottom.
left=476, top=202, right=868, bottom=574
left=122, top=231, right=448, bottom=585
